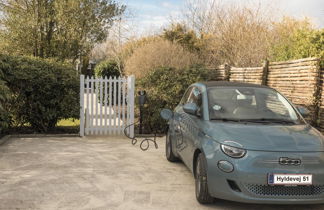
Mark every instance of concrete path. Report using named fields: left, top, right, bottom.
left=0, top=136, right=323, bottom=210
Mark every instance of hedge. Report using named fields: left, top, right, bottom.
left=0, top=72, right=10, bottom=133
left=94, top=59, right=121, bottom=78
left=0, top=54, right=79, bottom=132
left=137, top=65, right=214, bottom=132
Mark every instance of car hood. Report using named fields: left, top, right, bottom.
left=204, top=122, right=324, bottom=152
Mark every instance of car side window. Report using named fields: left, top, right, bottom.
left=180, top=87, right=193, bottom=105
left=187, top=88, right=201, bottom=104
left=187, top=87, right=203, bottom=117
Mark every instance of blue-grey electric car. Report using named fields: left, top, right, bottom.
left=161, top=81, right=324, bottom=204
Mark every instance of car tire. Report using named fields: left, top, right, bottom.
left=195, top=153, right=214, bottom=204
left=166, top=131, right=179, bottom=162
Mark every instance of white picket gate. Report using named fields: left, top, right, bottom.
left=79, top=75, right=135, bottom=137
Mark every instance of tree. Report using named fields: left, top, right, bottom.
left=92, top=35, right=161, bottom=76
left=0, top=0, right=125, bottom=63
left=124, top=38, right=201, bottom=78
left=182, top=0, right=274, bottom=67
left=270, top=17, right=323, bottom=61
left=91, top=14, right=136, bottom=72
left=292, top=29, right=324, bottom=59
left=162, top=23, right=202, bottom=52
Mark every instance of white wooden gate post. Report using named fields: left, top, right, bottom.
left=80, top=75, right=85, bottom=137
left=128, top=75, right=135, bottom=138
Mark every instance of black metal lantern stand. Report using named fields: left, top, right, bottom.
left=138, top=90, right=146, bottom=134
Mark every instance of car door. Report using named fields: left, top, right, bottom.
left=177, top=86, right=203, bottom=168
left=173, top=87, right=193, bottom=158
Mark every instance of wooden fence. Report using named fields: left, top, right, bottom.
left=211, top=57, right=324, bottom=132
left=319, top=64, right=324, bottom=131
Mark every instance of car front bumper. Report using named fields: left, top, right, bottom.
left=205, top=145, right=324, bottom=204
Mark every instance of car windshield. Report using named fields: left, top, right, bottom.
left=208, top=87, right=303, bottom=124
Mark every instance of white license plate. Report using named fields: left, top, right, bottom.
left=268, top=174, right=313, bottom=185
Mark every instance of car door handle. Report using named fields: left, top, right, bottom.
left=175, top=125, right=181, bottom=133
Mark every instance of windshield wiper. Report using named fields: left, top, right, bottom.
left=240, top=118, right=296, bottom=124
left=210, top=118, right=241, bottom=122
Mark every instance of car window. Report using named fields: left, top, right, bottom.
left=187, top=87, right=201, bottom=105
left=180, top=87, right=193, bottom=105
left=186, top=87, right=203, bottom=116
left=208, top=87, right=302, bottom=124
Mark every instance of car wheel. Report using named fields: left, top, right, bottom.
left=195, top=153, right=214, bottom=204
left=166, top=131, right=179, bottom=162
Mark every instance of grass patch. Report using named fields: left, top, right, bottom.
left=57, top=118, right=80, bottom=127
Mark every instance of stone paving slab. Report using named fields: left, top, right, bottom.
left=0, top=136, right=323, bottom=210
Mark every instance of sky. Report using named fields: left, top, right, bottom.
left=119, top=0, right=183, bottom=36
left=119, top=0, right=324, bottom=36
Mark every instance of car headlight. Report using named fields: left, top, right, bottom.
left=221, top=144, right=246, bottom=158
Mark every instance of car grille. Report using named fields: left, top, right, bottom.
left=244, top=184, right=324, bottom=196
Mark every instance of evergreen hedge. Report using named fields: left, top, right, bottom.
left=0, top=54, right=79, bottom=132
left=137, top=65, right=213, bottom=132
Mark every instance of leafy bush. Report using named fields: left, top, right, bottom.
left=0, top=54, right=79, bottom=132
left=94, top=59, right=121, bottom=78
left=271, top=22, right=324, bottom=62
left=0, top=73, right=10, bottom=133
left=137, top=65, right=213, bottom=132
left=162, top=23, right=203, bottom=52
left=94, top=59, right=122, bottom=105
left=124, top=39, right=201, bottom=78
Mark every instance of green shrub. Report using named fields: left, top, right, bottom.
left=94, top=59, right=123, bottom=105
left=0, top=72, right=10, bottom=133
left=271, top=28, right=324, bottom=62
left=0, top=54, right=79, bottom=132
left=162, top=23, right=202, bottom=52
left=94, top=59, right=121, bottom=78
left=137, top=65, right=213, bottom=132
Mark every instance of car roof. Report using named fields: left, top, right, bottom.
left=198, top=81, right=272, bottom=89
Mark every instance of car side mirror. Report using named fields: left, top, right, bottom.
left=160, top=108, right=173, bottom=120
left=297, top=106, right=310, bottom=117
left=183, top=103, right=198, bottom=115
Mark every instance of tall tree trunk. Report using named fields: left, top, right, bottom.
left=39, top=25, right=44, bottom=58
left=46, top=20, right=55, bottom=57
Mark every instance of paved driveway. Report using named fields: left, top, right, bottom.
left=0, top=136, right=323, bottom=210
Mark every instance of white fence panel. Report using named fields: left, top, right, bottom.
left=80, top=75, right=135, bottom=136
left=80, top=75, right=85, bottom=136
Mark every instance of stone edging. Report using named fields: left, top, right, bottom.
left=9, top=134, right=80, bottom=138
left=0, top=134, right=80, bottom=144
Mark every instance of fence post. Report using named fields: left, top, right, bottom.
left=261, top=59, right=269, bottom=86
left=80, top=75, right=85, bottom=137
left=224, top=63, right=231, bottom=81
left=313, top=59, right=322, bottom=127
left=127, top=75, right=135, bottom=138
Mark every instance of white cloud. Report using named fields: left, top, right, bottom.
left=278, top=0, right=324, bottom=27
left=133, top=15, right=169, bottom=35
left=161, top=2, right=173, bottom=8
